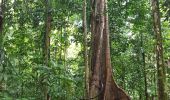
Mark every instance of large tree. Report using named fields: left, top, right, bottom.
left=89, top=0, right=130, bottom=99
left=151, top=0, right=167, bottom=99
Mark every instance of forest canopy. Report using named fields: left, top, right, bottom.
left=0, top=0, right=170, bottom=100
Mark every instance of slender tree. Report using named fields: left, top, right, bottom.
left=0, top=0, right=4, bottom=92
left=43, top=0, right=51, bottom=100
left=0, top=0, right=2, bottom=37
left=140, top=33, right=148, bottom=100
left=89, top=0, right=130, bottom=99
left=83, top=0, right=89, bottom=98
left=0, top=0, right=2, bottom=33
left=151, top=0, right=167, bottom=99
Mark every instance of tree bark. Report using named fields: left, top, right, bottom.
left=0, top=0, right=3, bottom=43
left=151, top=0, right=167, bottom=100
left=143, top=52, right=148, bottom=100
left=43, top=0, right=51, bottom=100
left=89, top=0, right=130, bottom=100
left=0, top=0, right=4, bottom=92
left=83, top=0, right=89, bottom=98
left=140, top=33, right=148, bottom=100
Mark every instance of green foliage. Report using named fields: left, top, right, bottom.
left=0, top=0, right=170, bottom=99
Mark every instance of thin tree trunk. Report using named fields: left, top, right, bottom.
left=140, top=33, right=148, bottom=100
left=43, top=0, right=51, bottom=100
left=83, top=0, right=89, bottom=98
left=143, top=51, right=148, bottom=100
left=89, top=0, right=130, bottom=100
left=0, top=0, right=4, bottom=92
left=144, top=53, right=149, bottom=99
left=0, top=0, right=3, bottom=33
left=151, top=0, right=167, bottom=100
left=0, top=0, right=4, bottom=46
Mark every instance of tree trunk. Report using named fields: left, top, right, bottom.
left=0, top=0, right=4, bottom=92
left=0, top=0, right=3, bottom=45
left=140, top=33, right=148, bottom=100
left=83, top=0, right=89, bottom=98
left=89, top=0, right=130, bottom=100
left=151, top=0, right=167, bottom=100
left=143, top=51, right=148, bottom=100
left=0, top=0, right=2, bottom=33
left=43, top=0, right=51, bottom=100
